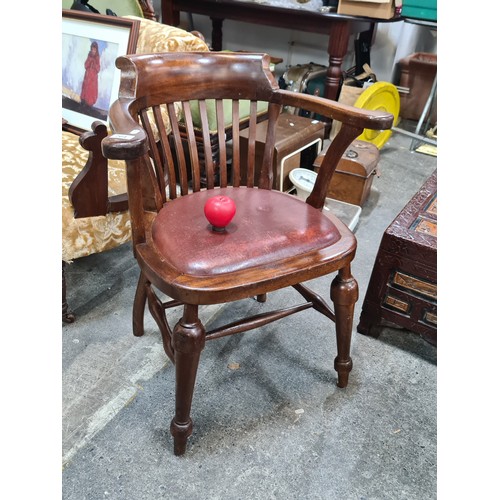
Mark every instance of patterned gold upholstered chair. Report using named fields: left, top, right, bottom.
left=62, top=12, right=210, bottom=322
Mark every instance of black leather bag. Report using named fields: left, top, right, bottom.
left=70, top=0, right=117, bottom=16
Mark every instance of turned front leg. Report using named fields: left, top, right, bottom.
left=170, top=304, right=205, bottom=456
left=331, top=265, right=358, bottom=388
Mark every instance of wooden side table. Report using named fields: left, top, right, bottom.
left=239, top=114, right=325, bottom=192
left=357, top=170, right=437, bottom=346
left=161, top=0, right=402, bottom=101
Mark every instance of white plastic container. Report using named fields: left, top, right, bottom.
left=289, top=168, right=317, bottom=201
left=289, top=167, right=362, bottom=231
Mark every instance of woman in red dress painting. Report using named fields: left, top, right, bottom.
left=80, top=41, right=100, bottom=107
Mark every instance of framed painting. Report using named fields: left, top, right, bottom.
left=62, top=9, right=140, bottom=134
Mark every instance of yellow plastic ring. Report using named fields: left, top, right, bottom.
left=354, top=81, right=400, bottom=149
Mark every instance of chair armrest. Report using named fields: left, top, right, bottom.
left=102, top=101, right=149, bottom=161
left=275, top=89, right=393, bottom=131
left=68, top=121, right=128, bottom=218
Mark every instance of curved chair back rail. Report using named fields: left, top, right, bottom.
left=103, top=52, right=392, bottom=212
left=101, top=51, right=394, bottom=455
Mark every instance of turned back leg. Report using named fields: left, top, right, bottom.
left=62, top=261, right=75, bottom=323
left=132, top=271, right=148, bottom=337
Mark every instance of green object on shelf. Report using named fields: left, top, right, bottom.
left=401, top=0, right=437, bottom=22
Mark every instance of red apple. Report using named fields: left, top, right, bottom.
left=204, top=195, right=236, bottom=231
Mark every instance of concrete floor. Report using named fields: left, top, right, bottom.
left=62, top=129, right=437, bottom=499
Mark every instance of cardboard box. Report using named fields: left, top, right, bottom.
left=337, top=0, right=395, bottom=19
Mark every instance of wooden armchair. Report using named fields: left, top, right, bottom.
left=102, top=51, right=393, bottom=455
left=62, top=10, right=209, bottom=322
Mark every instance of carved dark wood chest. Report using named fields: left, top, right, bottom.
left=357, top=170, right=437, bottom=346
